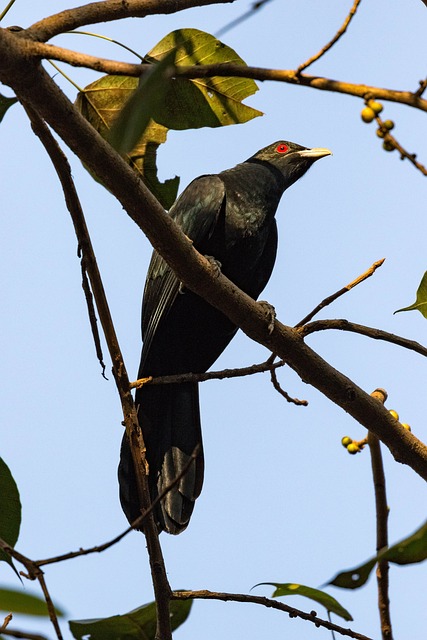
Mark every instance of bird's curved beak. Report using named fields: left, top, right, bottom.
left=298, top=148, right=332, bottom=159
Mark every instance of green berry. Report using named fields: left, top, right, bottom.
left=347, top=443, right=360, bottom=455
left=401, top=423, right=412, bottom=432
left=383, top=140, right=395, bottom=152
left=376, top=128, right=385, bottom=138
left=341, top=436, right=353, bottom=448
left=389, top=409, right=399, bottom=420
left=368, top=100, right=384, bottom=115
left=361, top=107, right=376, bottom=123
left=383, top=119, right=394, bottom=130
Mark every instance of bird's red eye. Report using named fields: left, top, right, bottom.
left=276, top=143, right=288, bottom=153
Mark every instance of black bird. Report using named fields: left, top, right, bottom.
left=119, top=140, right=331, bottom=534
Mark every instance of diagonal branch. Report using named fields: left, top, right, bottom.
left=296, top=258, right=385, bottom=327
left=1, top=31, right=426, bottom=481
left=299, top=319, right=427, bottom=359
left=26, top=0, right=237, bottom=42
left=3, top=36, right=427, bottom=115
left=21, top=102, right=172, bottom=640
left=296, top=0, right=363, bottom=74
left=172, top=590, right=374, bottom=640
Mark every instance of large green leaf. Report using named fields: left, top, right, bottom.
left=109, top=49, right=177, bottom=155
left=0, top=458, right=21, bottom=572
left=75, top=74, right=178, bottom=209
left=0, top=94, right=18, bottom=123
left=0, top=587, right=64, bottom=617
left=147, top=28, right=262, bottom=129
left=395, top=271, right=427, bottom=318
left=76, top=28, right=261, bottom=209
left=69, top=599, right=192, bottom=639
left=329, top=519, right=427, bottom=589
left=255, top=582, right=352, bottom=621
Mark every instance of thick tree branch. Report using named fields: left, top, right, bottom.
left=25, top=0, right=237, bottom=42
left=0, top=30, right=426, bottom=483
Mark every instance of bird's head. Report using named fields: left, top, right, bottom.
left=247, top=140, right=332, bottom=189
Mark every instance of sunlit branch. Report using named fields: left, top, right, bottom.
left=296, top=258, right=385, bottom=327
left=296, top=0, right=363, bottom=74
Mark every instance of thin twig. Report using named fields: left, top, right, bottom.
left=270, top=366, right=308, bottom=405
left=368, top=389, right=393, bottom=640
left=375, top=116, right=427, bottom=176
left=36, top=446, right=200, bottom=567
left=21, top=105, right=172, bottom=640
left=130, top=358, right=285, bottom=388
left=299, top=318, right=427, bottom=358
left=0, top=539, right=62, bottom=640
left=0, top=614, right=13, bottom=633
left=216, top=0, right=275, bottom=37
left=296, top=259, right=385, bottom=327
left=172, top=590, right=374, bottom=640
left=0, top=628, right=49, bottom=640
left=296, top=0, right=363, bottom=74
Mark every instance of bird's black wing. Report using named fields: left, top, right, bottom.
left=140, top=174, right=225, bottom=365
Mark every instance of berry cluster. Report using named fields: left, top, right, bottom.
left=341, top=409, right=411, bottom=455
left=360, top=100, right=396, bottom=152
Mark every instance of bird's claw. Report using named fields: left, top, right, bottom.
left=204, top=255, right=222, bottom=278
left=258, top=300, right=276, bottom=334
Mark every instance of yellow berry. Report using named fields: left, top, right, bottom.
left=382, top=140, right=395, bottom=152
left=376, top=128, right=385, bottom=138
left=361, top=107, right=376, bottom=123
left=347, top=443, right=360, bottom=455
left=389, top=409, right=399, bottom=420
left=341, top=436, right=353, bottom=448
left=368, top=100, right=383, bottom=114
left=401, top=423, right=412, bottom=432
left=383, top=119, right=394, bottom=130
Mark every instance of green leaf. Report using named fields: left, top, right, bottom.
left=382, top=519, right=427, bottom=564
left=329, top=519, right=427, bottom=589
left=147, top=28, right=262, bottom=129
left=254, top=582, right=353, bottom=621
left=76, top=29, right=261, bottom=209
left=109, top=49, right=177, bottom=155
left=69, top=598, right=192, bottom=639
left=395, top=270, right=427, bottom=318
left=75, top=74, right=178, bottom=209
left=0, top=94, right=18, bottom=123
left=0, top=587, right=64, bottom=617
left=0, top=458, right=21, bottom=572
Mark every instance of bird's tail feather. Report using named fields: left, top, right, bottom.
left=118, top=381, right=204, bottom=534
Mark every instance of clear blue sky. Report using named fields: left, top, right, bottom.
left=1, top=1, right=426, bottom=639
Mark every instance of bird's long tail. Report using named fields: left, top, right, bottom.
left=118, top=381, right=204, bottom=534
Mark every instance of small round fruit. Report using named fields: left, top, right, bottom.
left=383, top=119, right=395, bottom=130
left=383, top=140, right=395, bottom=152
left=347, top=443, right=360, bottom=455
left=368, top=100, right=384, bottom=114
left=341, top=436, right=353, bottom=448
left=401, top=423, right=412, bottom=432
left=389, top=409, right=399, bottom=420
left=376, top=128, right=385, bottom=138
left=361, top=107, right=376, bottom=123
